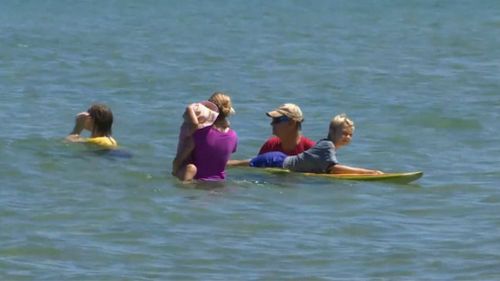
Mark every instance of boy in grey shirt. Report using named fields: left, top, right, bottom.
left=250, top=113, right=382, bottom=175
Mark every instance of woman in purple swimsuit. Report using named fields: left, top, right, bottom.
left=173, top=92, right=238, bottom=182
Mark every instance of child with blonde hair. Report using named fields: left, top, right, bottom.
left=249, top=113, right=382, bottom=174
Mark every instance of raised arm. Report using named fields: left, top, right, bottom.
left=66, top=112, right=90, bottom=143
left=178, top=104, right=201, bottom=139
left=185, top=104, right=200, bottom=126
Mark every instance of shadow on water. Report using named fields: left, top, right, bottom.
left=173, top=179, right=228, bottom=191
left=91, top=149, right=133, bottom=159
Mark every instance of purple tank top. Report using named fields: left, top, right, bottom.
left=192, top=126, right=238, bottom=181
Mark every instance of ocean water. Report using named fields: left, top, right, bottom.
left=1, top=1, right=500, bottom=280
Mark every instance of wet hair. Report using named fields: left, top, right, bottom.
left=87, top=104, right=113, bottom=137
left=209, top=92, right=234, bottom=120
left=328, top=113, right=354, bottom=139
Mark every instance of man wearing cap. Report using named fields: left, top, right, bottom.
left=227, top=103, right=315, bottom=167
left=259, top=103, right=315, bottom=155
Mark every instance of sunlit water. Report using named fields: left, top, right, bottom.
left=1, top=1, right=500, bottom=280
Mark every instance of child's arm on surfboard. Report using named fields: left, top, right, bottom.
left=328, top=164, right=383, bottom=175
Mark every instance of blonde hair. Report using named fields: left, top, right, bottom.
left=209, top=92, right=234, bottom=119
left=328, top=113, right=354, bottom=138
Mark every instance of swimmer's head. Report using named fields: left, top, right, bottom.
left=87, top=104, right=113, bottom=137
left=328, top=113, right=355, bottom=148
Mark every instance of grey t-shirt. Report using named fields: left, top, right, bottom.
left=283, top=139, right=338, bottom=173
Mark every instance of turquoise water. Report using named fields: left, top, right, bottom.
left=2, top=1, right=500, bottom=280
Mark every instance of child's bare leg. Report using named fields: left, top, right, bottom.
left=175, top=164, right=197, bottom=182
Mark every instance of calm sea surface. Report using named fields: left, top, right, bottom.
left=1, top=1, right=500, bottom=280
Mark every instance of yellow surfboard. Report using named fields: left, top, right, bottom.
left=263, top=168, right=423, bottom=183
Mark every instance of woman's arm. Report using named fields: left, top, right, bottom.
left=329, top=164, right=383, bottom=175
left=226, top=159, right=251, bottom=167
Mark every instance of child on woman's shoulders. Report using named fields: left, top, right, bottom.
left=249, top=113, right=383, bottom=175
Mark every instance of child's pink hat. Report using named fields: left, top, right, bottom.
left=198, top=100, right=219, bottom=127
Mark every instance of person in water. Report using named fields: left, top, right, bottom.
left=227, top=103, right=315, bottom=166
left=249, top=113, right=383, bottom=174
left=172, top=100, right=220, bottom=177
left=173, top=92, right=238, bottom=182
left=66, top=104, right=118, bottom=149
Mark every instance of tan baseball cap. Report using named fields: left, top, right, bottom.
left=266, top=103, right=304, bottom=122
